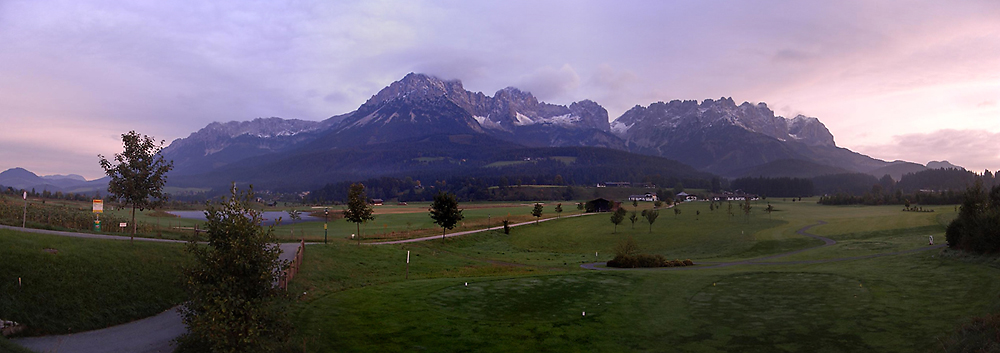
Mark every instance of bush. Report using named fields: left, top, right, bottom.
left=606, top=254, right=695, bottom=268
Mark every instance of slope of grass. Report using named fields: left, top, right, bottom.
left=0, top=229, right=190, bottom=336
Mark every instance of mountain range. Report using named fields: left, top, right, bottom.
left=5, top=73, right=963, bottom=194
left=151, top=73, right=966, bottom=192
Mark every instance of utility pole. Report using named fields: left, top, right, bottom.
left=324, top=208, right=329, bottom=244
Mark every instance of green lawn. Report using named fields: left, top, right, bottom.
left=288, top=199, right=1000, bottom=352
left=0, top=229, right=190, bottom=336
left=272, top=202, right=585, bottom=242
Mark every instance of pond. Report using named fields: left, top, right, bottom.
left=167, top=211, right=321, bottom=226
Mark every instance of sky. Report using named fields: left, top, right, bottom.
left=1, top=0, right=998, bottom=180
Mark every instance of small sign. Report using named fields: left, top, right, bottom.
left=323, top=223, right=327, bottom=230
left=23, top=191, right=27, bottom=200
left=119, top=223, right=127, bottom=228
left=92, top=200, right=103, bottom=214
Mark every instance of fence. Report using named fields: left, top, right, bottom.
left=278, top=239, right=305, bottom=290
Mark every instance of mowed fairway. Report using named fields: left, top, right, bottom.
left=289, top=199, right=1000, bottom=352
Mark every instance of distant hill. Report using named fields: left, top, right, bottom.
left=170, top=133, right=713, bottom=192
left=729, top=159, right=851, bottom=179
left=866, top=161, right=928, bottom=180
left=0, top=167, right=107, bottom=194
left=927, top=160, right=964, bottom=170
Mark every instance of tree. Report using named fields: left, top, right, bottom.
left=766, top=203, right=774, bottom=219
left=555, top=203, right=563, bottom=218
left=673, top=182, right=684, bottom=196
left=610, top=207, right=627, bottom=233
left=576, top=202, right=584, bottom=210
left=674, top=207, right=681, bottom=218
left=343, top=183, right=374, bottom=244
left=99, top=131, right=174, bottom=242
left=643, top=209, right=659, bottom=233
left=286, top=209, right=301, bottom=240
left=531, top=203, right=544, bottom=224
left=179, top=185, right=290, bottom=353
left=633, top=200, right=638, bottom=208
left=430, top=191, right=464, bottom=238
left=742, top=197, right=753, bottom=222
left=629, top=211, right=638, bottom=229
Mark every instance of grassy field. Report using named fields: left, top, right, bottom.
left=270, top=202, right=585, bottom=242
left=0, top=229, right=190, bottom=336
left=288, top=198, right=1000, bottom=352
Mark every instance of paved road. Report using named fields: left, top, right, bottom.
left=581, top=221, right=947, bottom=271
left=369, top=213, right=595, bottom=245
left=6, top=225, right=303, bottom=353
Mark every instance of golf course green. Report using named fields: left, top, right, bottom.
left=287, top=199, right=1000, bottom=352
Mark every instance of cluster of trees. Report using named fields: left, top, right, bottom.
left=818, top=190, right=964, bottom=206
left=946, top=181, right=1000, bottom=253
left=310, top=175, right=703, bottom=204
left=1, top=186, right=96, bottom=202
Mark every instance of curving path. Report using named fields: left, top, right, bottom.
left=580, top=221, right=947, bottom=271
left=369, top=212, right=595, bottom=245
left=3, top=225, right=304, bottom=353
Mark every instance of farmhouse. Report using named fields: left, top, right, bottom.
left=370, top=198, right=384, bottom=206
left=585, top=198, right=616, bottom=212
left=628, top=193, right=659, bottom=202
left=676, top=192, right=697, bottom=202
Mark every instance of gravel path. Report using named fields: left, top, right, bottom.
left=6, top=225, right=304, bottom=353
left=580, top=221, right=947, bottom=271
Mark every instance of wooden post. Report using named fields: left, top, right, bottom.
left=406, top=250, right=410, bottom=280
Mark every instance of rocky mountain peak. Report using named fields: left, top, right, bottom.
left=788, top=115, right=836, bottom=147
left=611, top=98, right=836, bottom=148
left=362, top=73, right=467, bottom=108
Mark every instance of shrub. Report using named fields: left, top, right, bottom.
left=606, top=254, right=694, bottom=268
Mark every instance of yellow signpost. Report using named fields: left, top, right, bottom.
left=93, top=200, right=103, bottom=231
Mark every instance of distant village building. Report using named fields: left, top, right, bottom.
left=676, top=192, right=698, bottom=202
left=628, top=193, right=659, bottom=202
left=597, top=182, right=631, bottom=188
left=709, top=190, right=759, bottom=201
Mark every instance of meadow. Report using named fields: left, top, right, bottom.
left=0, top=229, right=190, bottom=336
left=288, top=198, right=1000, bottom=352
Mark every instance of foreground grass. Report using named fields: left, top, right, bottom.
left=0, top=229, right=189, bottom=336
left=288, top=199, right=1000, bottom=352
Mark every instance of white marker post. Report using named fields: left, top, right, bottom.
left=22, top=191, right=27, bottom=228
left=406, top=250, right=410, bottom=280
